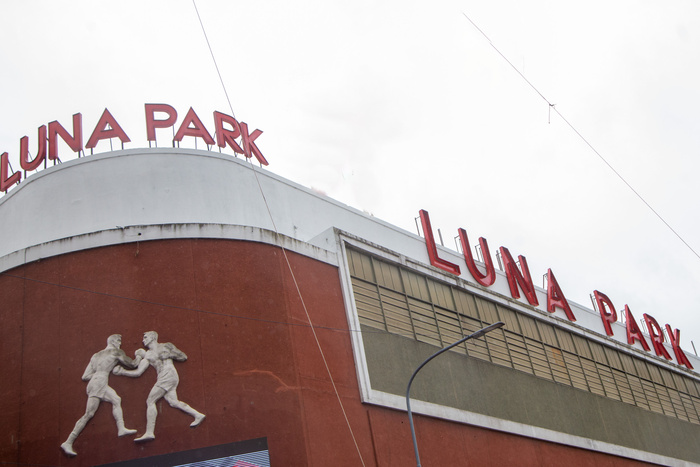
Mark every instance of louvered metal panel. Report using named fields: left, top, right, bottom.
left=518, top=314, right=540, bottom=340
left=408, top=297, right=441, bottom=347
left=476, top=297, right=500, bottom=325
left=627, top=375, right=650, bottom=411
left=572, top=334, right=593, bottom=360
left=402, top=269, right=431, bottom=301
left=612, top=368, right=635, bottom=405
left=546, top=346, right=571, bottom=385
left=588, top=341, right=608, bottom=365
left=375, top=260, right=404, bottom=292
left=596, top=363, right=620, bottom=401
left=667, top=388, right=688, bottom=421
left=526, top=338, right=553, bottom=381
left=498, top=307, right=521, bottom=334
left=604, top=347, right=624, bottom=371
left=352, top=278, right=385, bottom=331
left=505, top=331, right=534, bottom=375
left=346, top=247, right=700, bottom=427
left=660, top=368, right=677, bottom=390
left=537, top=321, right=558, bottom=347
left=634, top=359, right=652, bottom=381
left=460, top=315, right=490, bottom=361
left=563, top=352, right=589, bottom=391
left=619, top=353, right=638, bottom=375
left=647, top=363, right=664, bottom=385
left=556, top=329, right=577, bottom=354
left=427, top=280, right=456, bottom=311
left=580, top=358, right=605, bottom=396
left=641, top=380, right=664, bottom=414
left=655, top=383, right=677, bottom=418
left=435, top=306, right=464, bottom=351
left=347, top=248, right=375, bottom=282
left=485, top=330, right=512, bottom=368
left=454, top=290, right=481, bottom=320
left=680, top=393, right=699, bottom=424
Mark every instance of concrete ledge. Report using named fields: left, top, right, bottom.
left=0, top=223, right=338, bottom=274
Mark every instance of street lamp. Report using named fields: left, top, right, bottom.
left=405, top=321, right=505, bottom=467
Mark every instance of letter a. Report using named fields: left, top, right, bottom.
left=624, top=306, right=650, bottom=351
left=86, top=109, right=131, bottom=149
left=546, top=269, right=576, bottom=321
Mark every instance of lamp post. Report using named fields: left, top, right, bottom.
left=406, top=321, right=505, bottom=467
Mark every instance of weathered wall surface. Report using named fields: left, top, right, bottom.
left=363, top=327, right=700, bottom=464
left=0, top=239, right=368, bottom=466
left=1, top=238, right=663, bottom=466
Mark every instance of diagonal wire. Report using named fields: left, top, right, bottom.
left=191, top=2, right=366, bottom=464
left=461, top=11, right=700, bottom=261
left=192, top=0, right=236, bottom=119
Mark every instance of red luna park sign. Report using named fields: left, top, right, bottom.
left=420, top=209, right=694, bottom=370
left=0, top=103, right=267, bottom=192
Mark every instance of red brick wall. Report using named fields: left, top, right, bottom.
left=0, top=239, right=653, bottom=466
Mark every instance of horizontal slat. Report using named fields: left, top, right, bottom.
left=641, top=380, right=664, bottom=414
left=349, top=248, right=700, bottom=426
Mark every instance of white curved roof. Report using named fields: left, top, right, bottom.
left=0, top=148, right=417, bottom=269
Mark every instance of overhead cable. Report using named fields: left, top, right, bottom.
left=191, top=2, right=367, bottom=464
left=461, top=11, right=700, bottom=261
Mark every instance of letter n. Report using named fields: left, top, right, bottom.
left=49, top=113, right=83, bottom=160
left=499, top=246, right=538, bottom=306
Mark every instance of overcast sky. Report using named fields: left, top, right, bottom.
left=2, top=0, right=700, bottom=353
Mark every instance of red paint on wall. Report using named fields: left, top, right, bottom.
left=0, top=239, right=655, bottom=466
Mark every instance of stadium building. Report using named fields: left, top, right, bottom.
left=1, top=141, right=699, bottom=466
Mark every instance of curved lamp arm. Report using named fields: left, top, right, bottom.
left=406, top=321, right=505, bottom=467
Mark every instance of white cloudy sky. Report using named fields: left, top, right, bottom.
left=2, top=1, right=700, bottom=351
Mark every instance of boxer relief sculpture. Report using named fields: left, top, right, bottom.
left=113, top=331, right=206, bottom=442
left=62, top=332, right=205, bottom=456
left=61, top=334, right=138, bottom=456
